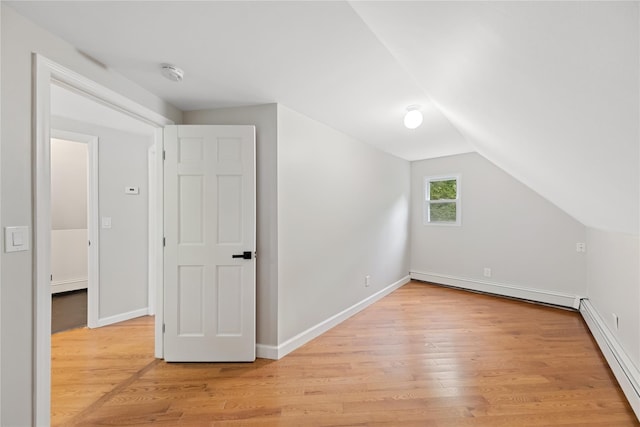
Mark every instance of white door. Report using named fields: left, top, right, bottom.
left=163, top=125, right=256, bottom=362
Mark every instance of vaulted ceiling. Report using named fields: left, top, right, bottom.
left=7, top=1, right=639, bottom=234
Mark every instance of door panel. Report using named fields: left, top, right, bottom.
left=164, top=125, right=256, bottom=362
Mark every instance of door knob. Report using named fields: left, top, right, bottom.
left=232, top=251, right=252, bottom=260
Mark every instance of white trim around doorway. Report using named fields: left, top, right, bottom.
left=50, top=129, right=99, bottom=328
left=33, top=54, right=173, bottom=427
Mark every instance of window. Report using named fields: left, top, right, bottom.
left=424, top=175, right=461, bottom=226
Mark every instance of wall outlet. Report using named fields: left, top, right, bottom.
left=576, top=242, right=586, bottom=253
left=612, top=313, right=619, bottom=330
left=365, top=275, right=371, bottom=287
left=483, top=267, right=492, bottom=278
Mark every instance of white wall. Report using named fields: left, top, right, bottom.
left=51, top=139, right=88, bottom=293
left=277, top=105, right=410, bottom=343
left=411, top=153, right=587, bottom=304
left=184, top=104, right=279, bottom=347
left=52, top=116, right=152, bottom=320
left=586, top=229, right=639, bottom=370
left=51, top=229, right=88, bottom=293
left=51, top=139, right=87, bottom=230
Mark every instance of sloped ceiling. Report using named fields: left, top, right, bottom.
left=7, top=1, right=639, bottom=234
left=351, top=1, right=639, bottom=235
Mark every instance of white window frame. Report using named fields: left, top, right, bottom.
left=424, top=174, right=461, bottom=226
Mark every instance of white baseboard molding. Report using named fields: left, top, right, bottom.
left=256, top=275, right=411, bottom=360
left=94, top=307, right=150, bottom=328
left=580, top=299, right=640, bottom=421
left=256, top=343, right=279, bottom=360
left=51, top=278, right=88, bottom=294
left=410, top=271, right=581, bottom=309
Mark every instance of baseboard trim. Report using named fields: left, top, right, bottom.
left=580, top=299, right=640, bottom=421
left=256, top=343, right=278, bottom=360
left=51, top=278, right=88, bottom=294
left=257, top=275, right=411, bottom=360
left=94, top=307, right=149, bottom=328
left=410, top=271, right=581, bottom=309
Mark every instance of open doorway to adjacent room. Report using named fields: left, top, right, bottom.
left=49, top=83, right=159, bottom=331
left=34, top=55, right=172, bottom=425
left=50, top=132, right=93, bottom=333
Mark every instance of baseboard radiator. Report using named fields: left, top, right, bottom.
left=410, top=271, right=580, bottom=309
left=51, top=278, right=87, bottom=294
left=580, top=299, right=640, bottom=421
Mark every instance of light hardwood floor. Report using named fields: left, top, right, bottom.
left=52, top=281, right=639, bottom=426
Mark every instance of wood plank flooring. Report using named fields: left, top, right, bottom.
left=51, top=281, right=639, bottom=426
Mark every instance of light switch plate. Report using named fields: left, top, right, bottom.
left=5, top=226, right=29, bottom=253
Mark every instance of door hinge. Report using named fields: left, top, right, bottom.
left=163, top=237, right=166, bottom=247
left=50, top=274, right=53, bottom=281
left=163, top=150, right=166, bottom=160
left=88, top=240, right=91, bottom=247
left=163, top=324, right=166, bottom=333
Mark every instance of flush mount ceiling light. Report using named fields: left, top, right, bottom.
left=161, top=64, right=184, bottom=82
left=404, top=105, right=423, bottom=129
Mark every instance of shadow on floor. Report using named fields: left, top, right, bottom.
left=52, top=289, right=87, bottom=334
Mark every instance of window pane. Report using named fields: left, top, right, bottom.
left=430, top=179, right=457, bottom=200
left=430, top=202, right=457, bottom=222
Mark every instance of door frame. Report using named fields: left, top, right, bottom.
left=33, top=54, right=173, bottom=426
left=49, top=129, right=99, bottom=328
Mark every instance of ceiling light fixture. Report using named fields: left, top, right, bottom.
left=404, top=105, right=423, bottom=129
left=161, top=64, right=184, bottom=82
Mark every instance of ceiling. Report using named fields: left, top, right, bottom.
left=7, top=1, right=639, bottom=233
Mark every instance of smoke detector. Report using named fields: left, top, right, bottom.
left=161, top=64, right=184, bottom=82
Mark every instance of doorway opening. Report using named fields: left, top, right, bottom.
left=50, top=83, right=158, bottom=329
left=34, top=54, right=173, bottom=426
left=50, top=134, right=92, bottom=333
